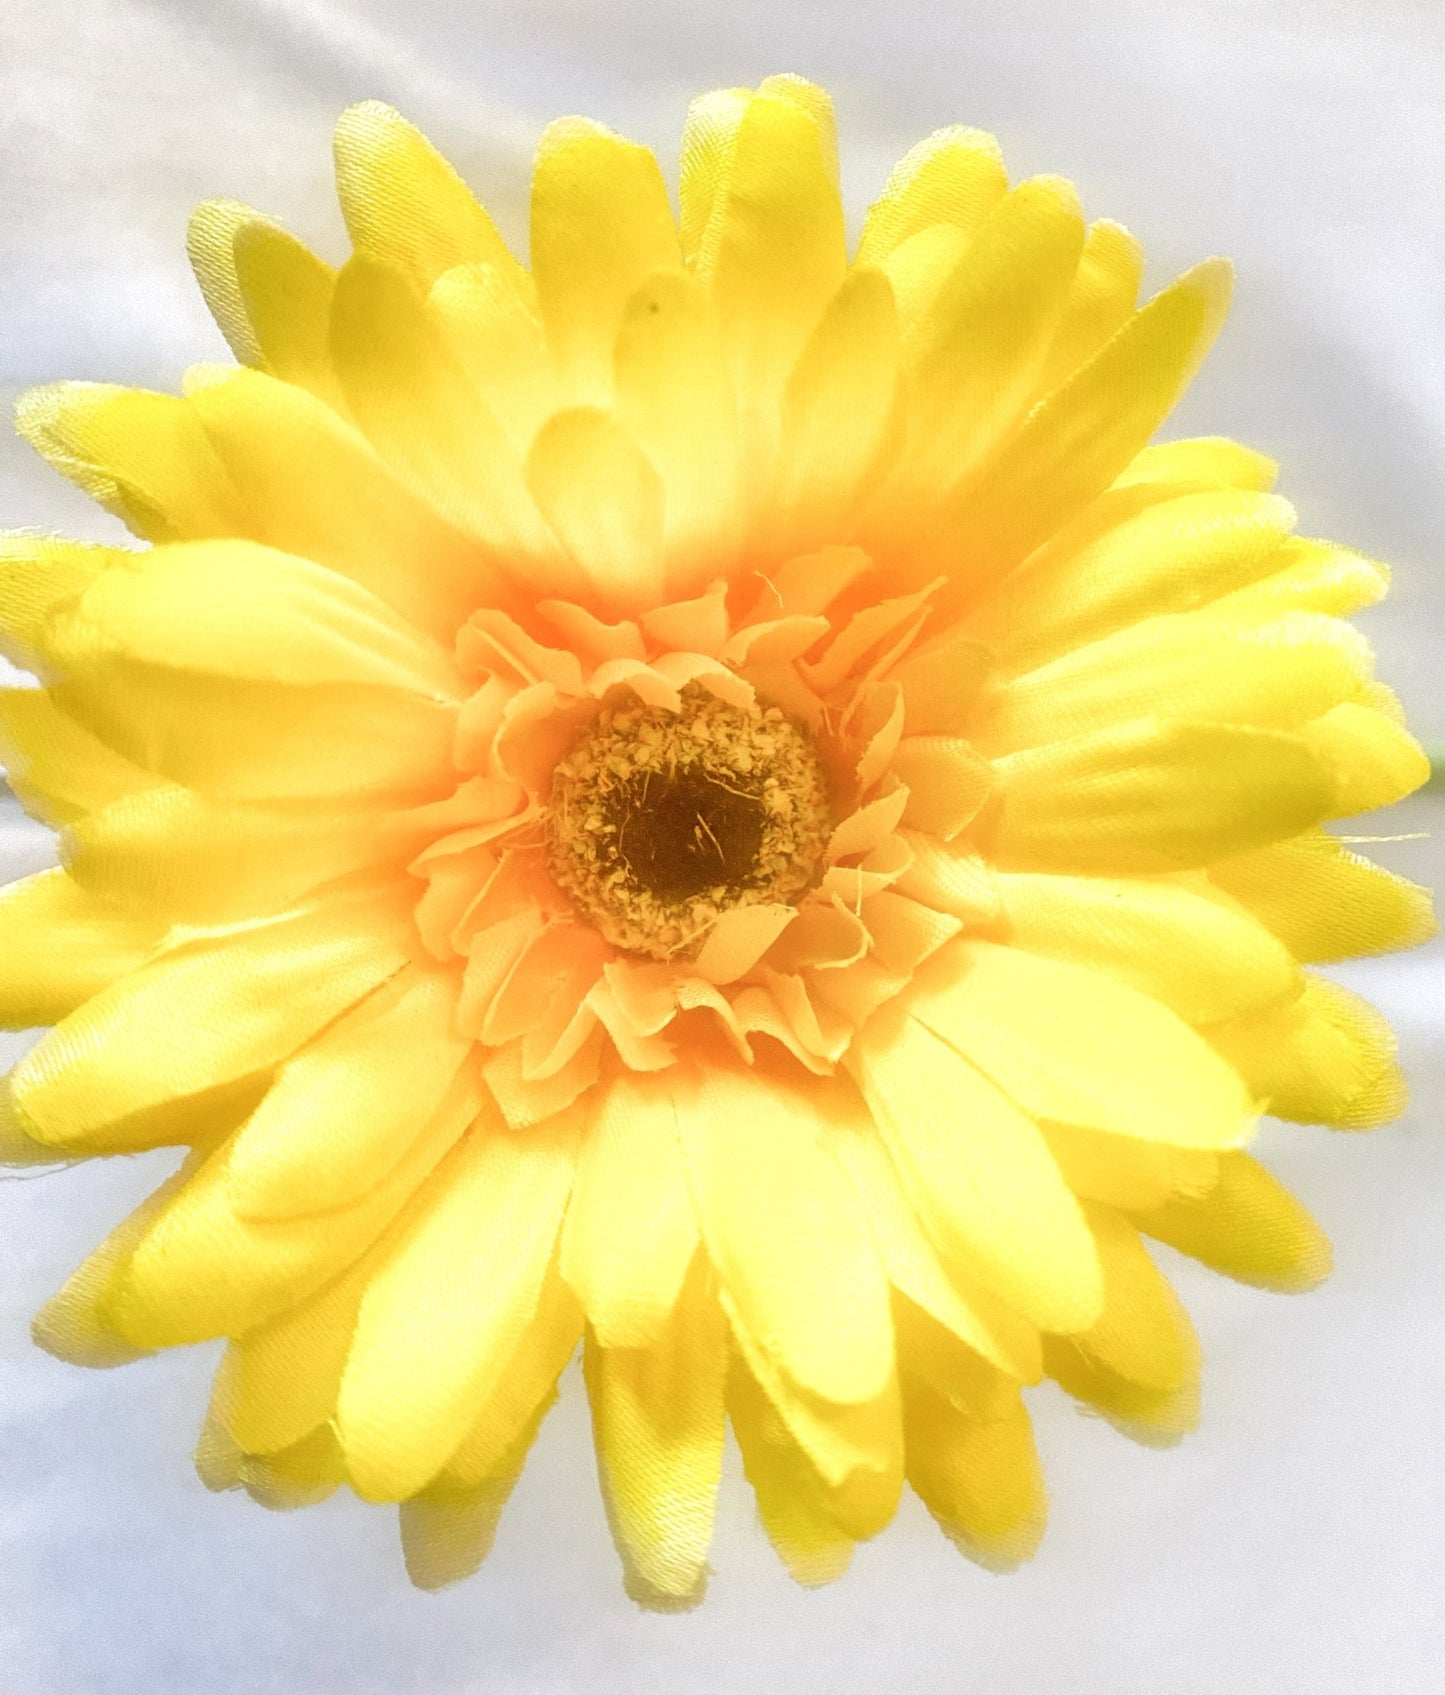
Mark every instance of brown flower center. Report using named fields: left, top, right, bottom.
left=545, top=686, right=832, bottom=960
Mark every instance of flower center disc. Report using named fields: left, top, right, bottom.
left=546, top=687, right=832, bottom=961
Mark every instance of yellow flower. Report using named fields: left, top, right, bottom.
left=0, top=76, right=1435, bottom=1605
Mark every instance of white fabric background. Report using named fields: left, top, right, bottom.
left=1, top=3, right=1441, bottom=1691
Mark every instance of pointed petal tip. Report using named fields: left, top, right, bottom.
left=535, top=112, right=614, bottom=150
left=1022, top=172, right=1084, bottom=215
left=13, top=381, right=67, bottom=442
left=1181, top=254, right=1235, bottom=316
left=334, top=97, right=407, bottom=138
left=187, top=194, right=254, bottom=223
left=755, top=73, right=834, bottom=113
left=30, top=1290, right=150, bottom=1369
left=0, top=1090, right=67, bottom=1167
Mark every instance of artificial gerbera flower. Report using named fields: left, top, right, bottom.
left=0, top=75, right=1434, bottom=1606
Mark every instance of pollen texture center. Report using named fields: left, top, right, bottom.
left=546, top=686, right=832, bottom=960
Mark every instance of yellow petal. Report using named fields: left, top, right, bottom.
left=903, top=1379, right=1045, bottom=1570
left=732, top=1374, right=903, bottom=1549
left=429, top=262, right=560, bottom=450
left=256, top=1426, right=349, bottom=1509
left=613, top=271, right=744, bottom=592
left=191, top=1413, right=257, bottom=1493
left=1210, top=829, right=1436, bottom=963
left=113, top=1062, right=483, bottom=1349
left=337, top=1110, right=581, bottom=1501
left=198, top=1418, right=348, bottom=1511
left=676, top=1061, right=894, bottom=1407
left=1036, top=218, right=1144, bottom=393
left=697, top=87, right=847, bottom=418
left=1131, top=1150, right=1331, bottom=1292
left=724, top=1349, right=856, bottom=1588
left=1303, top=703, right=1430, bottom=815
left=5, top=1052, right=266, bottom=1156
left=31, top=1157, right=198, bottom=1365
left=559, top=1068, right=699, bottom=1347
left=996, top=871, right=1299, bottom=1023
left=44, top=538, right=457, bottom=696
left=329, top=255, right=565, bottom=576
left=935, top=258, right=1234, bottom=595
left=0, top=535, right=107, bottom=675
left=530, top=119, right=681, bottom=404
left=37, top=544, right=458, bottom=797
left=892, top=1295, right=1026, bottom=1417
left=1067, top=1204, right=1200, bottom=1392
left=1207, top=536, right=1388, bottom=620
left=848, top=1004, right=1104, bottom=1332
left=726, top=1294, right=903, bottom=1552
left=973, top=610, right=1370, bottom=756
left=584, top=1260, right=728, bottom=1610
left=0, top=687, right=157, bottom=825
left=896, top=176, right=1084, bottom=499
left=524, top=408, right=666, bottom=610
left=187, top=198, right=267, bottom=367
left=1038, top=1365, right=1199, bottom=1448
left=1115, top=435, right=1278, bottom=493
left=1205, top=976, right=1406, bottom=1130
left=910, top=940, right=1255, bottom=1148
left=9, top=887, right=410, bottom=1151
left=1043, top=1123, right=1216, bottom=1213
left=212, top=1237, right=383, bottom=1454
left=0, top=1092, right=67, bottom=1167
left=439, top=1255, right=583, bottom=1488
left=228, top=217, right=339, bottom=402
left=856, top=125, right=1008, bottom=264
left=67, top=673, right=456, bottom=804
left=677, top=86, right=749, bottom=264
left=222, top=969, right=471, bottom=1220
left=15, top=383, right=243, bottom=543
left=188, top=368, right=503, bottom=635
left=333, top=101, right=527, bottom=296
left=0, top=870, right=159, bottom=1029
left=825, top=1111, right=1042, bottom=1381
left=1042, top=1206, right=1201, bottom=1442
left=960, top=488, right=1298, bottom=676
left=188, top=200, right=338, bottom=406
left=64, top=786, right=404, bottom=924
left=990, top=720, right=1335, bottom=872
left=757, top=73, right=840, bottom=170
left=41, top=548, right=461, bottom=804
left=764, top=265, right=901, bottom=554
left=877, top=224, right=970, bottom=333
left=399, top=1408, right=543, bottom=1591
